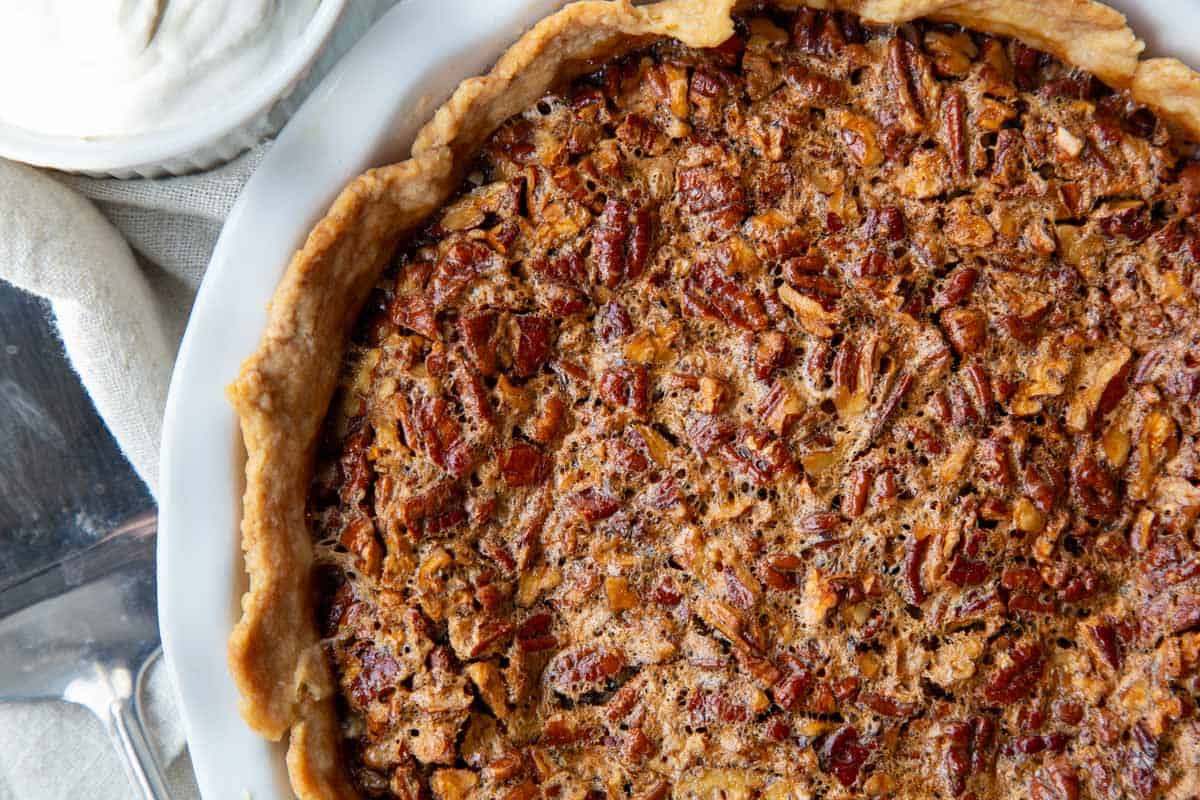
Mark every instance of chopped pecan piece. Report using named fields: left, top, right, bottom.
left=760, top=380, right=804, bottom=434
left=870, top=371, right=914, bottom=441
left=593, top=199, right=653, bottom=288
left=677, top=166, right=747, bottom=231
left=1096, top=201, right=1152, bottom=241
left=943, top=90, right=969, bottom=176
left=942, top=717, right=996, bottom=796
left=888, top=36, right=926, bottom=125
left=1029, top=762, right=1079, bottom=800
left=946, top=554, right=989, bottom=587
left=684, top=261, right=769, bottom=331
left=598, top=300, right=633, bottom=341
left=599, top=363, right=650, bottom=416
left=941, top=308, right=987, bottom=355
left=545, top=645, right=626, bottom=699
left=820, top=725, right=872, bottom=787
left=724, top=428, right=795, bottom=485
left=568, top=487, right=621, bottom=522
left=686, top=413, right=735, bottom=457
left=407, top=394, right=474, bottom=477
left=860, top=691, right=918, bottom=717
left=510, top=315, right=554, bottom=378
left=779, top=283, right=839, bottom=337
left=347, top=645, right=401, bottom=707
left=904, top=533, right=931, bottom=604
left=432, top=239, right=499, bottom=307
left=688, top=687, right=750, bottom=725
left=458, top=311, right=500, bottom=375
left=754, top=330, right=791, bottom=379
left=529, top=394, right=566, bottom=444
left=982, top=644, right=1045, bottom=705
left=498, top=443, right=549, bottom=487
left=1087, top=621, right=1123, bottom=669
left=931, top=266, right=979, bottom=310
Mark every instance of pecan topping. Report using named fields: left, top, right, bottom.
left=983, top=644, right=1045, bottom=705
left=497, top=443, right=549, bottom=487
left=821, top=725, right=872, bottom=787
left=310, top=8, right=1200, bottom=797
left=683, top=261, right=768, bottom=331
left=593, top=199, right=653, bottom=288
left=510, top=315, right=554, bottom=378
left=599, top=363, right=650, bottom=416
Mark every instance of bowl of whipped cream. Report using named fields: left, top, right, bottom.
left=0, top=0, right=351, bottom=177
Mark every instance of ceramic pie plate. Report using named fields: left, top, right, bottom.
left=157, top=0, right=1200, bottom=797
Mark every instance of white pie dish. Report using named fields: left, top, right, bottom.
left=0, top=0, right=350, bottom=179
left=156, top=0, right=1200, bottom=797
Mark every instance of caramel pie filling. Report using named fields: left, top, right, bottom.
left=309, top=8, right=1200, bottom=797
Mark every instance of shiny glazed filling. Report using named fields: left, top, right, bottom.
left=309, top=7, right=1200, bottom=798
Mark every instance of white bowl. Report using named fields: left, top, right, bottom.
left=158, top=0, right=1200, bottom=797
left=0, top=0, right=349, bottom=179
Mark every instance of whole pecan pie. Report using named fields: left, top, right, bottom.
left=227, top=1, right=1200, bottom=797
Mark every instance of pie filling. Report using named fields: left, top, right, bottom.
left=308, top=6, right=1200, bottom=798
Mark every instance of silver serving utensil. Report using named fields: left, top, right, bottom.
left=0, top=511, right=170, bottom=799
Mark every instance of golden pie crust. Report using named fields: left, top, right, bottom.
left=227, top=1, right=1200, bottom=797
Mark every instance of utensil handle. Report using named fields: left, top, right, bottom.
left=103, top=691, right=173, bottom=800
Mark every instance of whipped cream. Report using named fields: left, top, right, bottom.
left=0, top=0, right=319, bottom=138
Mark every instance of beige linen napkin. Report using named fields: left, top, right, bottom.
left=0, top=139, right=225, bottom=800
left=0, top=158, right=254, bottom=800
left=0, top=658, right=199, bottom=800
left=0, top=3, right=400, bottom=797
left=0, top=152, right=264, bottom=496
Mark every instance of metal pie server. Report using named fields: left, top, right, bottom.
left=0, top=511, right=171, bottom=799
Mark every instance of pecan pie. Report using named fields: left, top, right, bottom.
left=228, top=1, right=1200, bottom=797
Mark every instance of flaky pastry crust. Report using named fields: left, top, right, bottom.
left=227, top=1, right=1200, bottom=797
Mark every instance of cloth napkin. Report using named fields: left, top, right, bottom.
left=0, top=2, right=399, bottom=797
left=0, top=151, right=265, bottom=498
left=0, top=153, right=256, bottom=800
